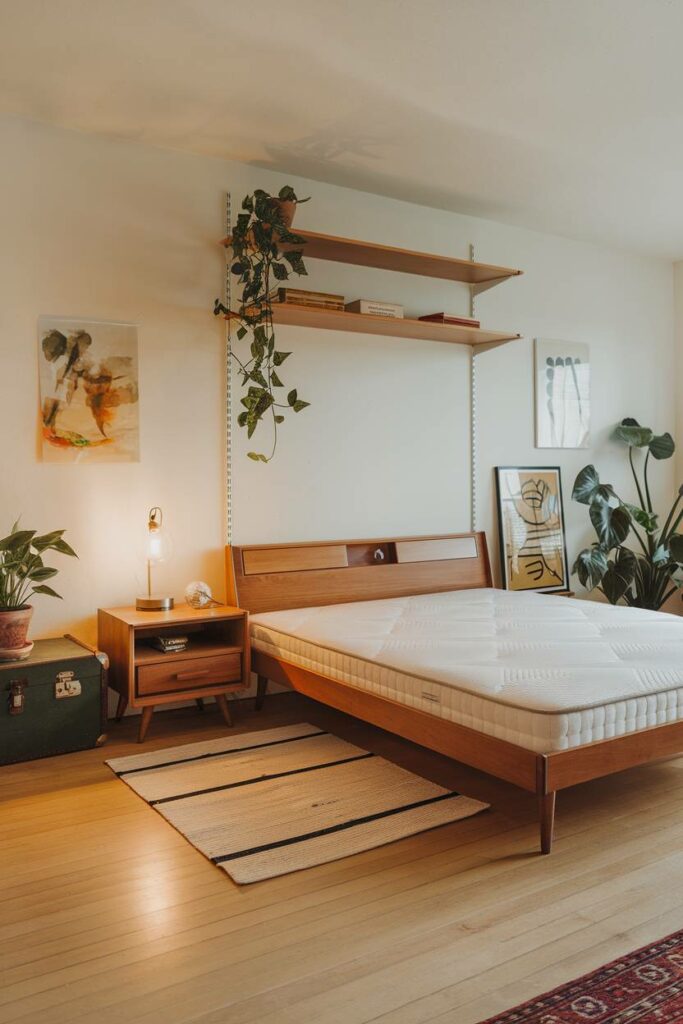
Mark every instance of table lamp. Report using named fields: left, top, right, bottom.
left=136, top=506, right=174, bottom=611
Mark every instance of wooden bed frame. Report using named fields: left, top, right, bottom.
left=226, top=532, right=683, bottom=854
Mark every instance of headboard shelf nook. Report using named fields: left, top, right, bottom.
left=226, top=532, right=491, bottom=613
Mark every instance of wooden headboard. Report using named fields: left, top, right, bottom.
left=226, top=532, right=492, bottom=613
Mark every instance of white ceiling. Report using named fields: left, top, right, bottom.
left=2, top=0, right=683, bottom=258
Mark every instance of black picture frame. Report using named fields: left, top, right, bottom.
left=494, top=465, right=570, bottom=593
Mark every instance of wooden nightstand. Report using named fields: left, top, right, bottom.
left=98, top=604, right=249, bottom=742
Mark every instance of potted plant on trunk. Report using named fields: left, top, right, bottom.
left=0, top=522, right=77, bottom=660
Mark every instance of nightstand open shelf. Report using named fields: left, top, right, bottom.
left=98, top=604, right=250, bottom=742
left=134, top=639, right=242, bottom=666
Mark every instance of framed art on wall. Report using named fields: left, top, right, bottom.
left=535, top=338, right=590, bottom=449
left=495, top=466, right=570, bottom=592
left=38, top=317, right=140, bottom=462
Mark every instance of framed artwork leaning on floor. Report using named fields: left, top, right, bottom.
left=495, top=466, right=570, bottom=592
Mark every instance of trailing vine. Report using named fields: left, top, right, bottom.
left=214, top=186, right=310, bottom=463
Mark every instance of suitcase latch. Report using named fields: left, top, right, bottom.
left=55, top=671, right=81, bottom=699
left=8, top=679, right=28, bottom=715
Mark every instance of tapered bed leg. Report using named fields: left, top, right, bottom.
left=539, top=791, right=556, bottom=854
left=255, top=674, right=268, bottom=711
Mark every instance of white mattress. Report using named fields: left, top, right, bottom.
left=250, top=588, right=683, bottom=753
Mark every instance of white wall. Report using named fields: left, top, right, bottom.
left=675, top=262, right=683, bottom=486
left=0, top=114, right=677, bottom=656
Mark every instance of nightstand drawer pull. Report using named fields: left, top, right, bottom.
left=176, top=669, right=209, bottom=682
left=137, top=652, right=242, bottom=697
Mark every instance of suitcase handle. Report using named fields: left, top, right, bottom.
left=8, top=679, right=28, bottom=716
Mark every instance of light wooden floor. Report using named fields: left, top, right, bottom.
left=2, top=693, right=683, bottom=1024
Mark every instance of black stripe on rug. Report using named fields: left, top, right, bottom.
left=150, top=751, right=376, bottom=805
left=115, top=729, right=328, bottom=776
left=212, top=790, right=460, bottom=864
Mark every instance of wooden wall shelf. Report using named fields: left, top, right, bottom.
left=230, top=303, right=521, bottom=351
left=222, top=229, right=523, bottom=293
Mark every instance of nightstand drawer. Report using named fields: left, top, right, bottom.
left=137, top=652, right=242, bottom=697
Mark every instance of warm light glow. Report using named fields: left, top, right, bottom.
left=145, top=506, right=170, bottom=565
left=147, top=532, right=164, bottom=563
left=138, top=506, right=174, bottom=605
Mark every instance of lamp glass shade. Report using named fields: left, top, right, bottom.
left=136, top=507, right=174, bottom=611
left=147, top=527, right=169, bottom=564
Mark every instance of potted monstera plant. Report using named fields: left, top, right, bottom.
left=214, top=186, right=311, bottom=463
left=572, top=418, right=683, bottom=609
left=0, top=522, right=77, bottom=660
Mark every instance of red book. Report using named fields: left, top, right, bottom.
left=419, top=312, right=481, bottom=328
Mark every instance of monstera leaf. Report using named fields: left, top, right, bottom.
left=669, top=534, right=683, bottom=565
left=613, top=418, right=675, bottom=460
left=614, top=419, right=653, bottom=448
left=572, top=465, right=600, bottom=505
left=623, top=503, right=658, bottom=533
left=649, top=432, right=675, bottom=460
left=589, top=498, right=631, bottom=549
left=572, top=546, right=609, bottom=590
left=601, top=548, right=637, bottom=604
left=572, top=466, right=616, bottom=506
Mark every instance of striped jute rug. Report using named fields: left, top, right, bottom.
left=106, top=723, right=488, bottom=883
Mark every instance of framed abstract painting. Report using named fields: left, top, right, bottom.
left=535, top=338, right=590, bottom=448
left=495, top=466, right=570, bottom=593
left=38, top=317, right=140, bottom=462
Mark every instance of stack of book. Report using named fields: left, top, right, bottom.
left=271, top=287, right=345, bottom=311
left=345, top=299, right=404, bottom=318
left=418, top=312, right=481, bottom=328
left=150, top=635, right=189, bottom=654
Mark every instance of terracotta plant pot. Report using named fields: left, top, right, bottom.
left=269, top=197, right=297, bottom=229
left=0, top=606, right=34, bottom=661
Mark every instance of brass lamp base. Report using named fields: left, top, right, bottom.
left=136, top=595, right=174, bottom=611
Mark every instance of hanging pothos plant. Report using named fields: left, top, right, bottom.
left=214, top=186, right=311, bottom=462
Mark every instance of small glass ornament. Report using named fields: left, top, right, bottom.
left=184, top=580, right=214, bottom=609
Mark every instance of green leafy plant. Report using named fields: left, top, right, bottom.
left=214, top=186, right=311, bottom=463
left=0, top=522, right=78, bottom=610
left=572, top=418, right=683, bottom=609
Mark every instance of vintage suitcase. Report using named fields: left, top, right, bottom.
left=0, top=636, right=108, bottom=765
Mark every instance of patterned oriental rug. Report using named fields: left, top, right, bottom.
left=479, top=929, right=683, bottom=1023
